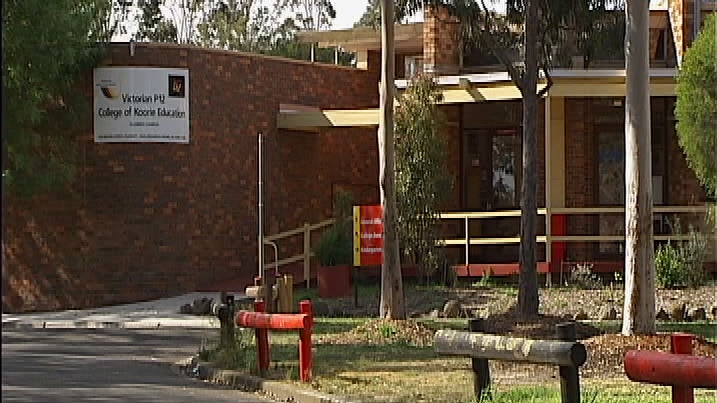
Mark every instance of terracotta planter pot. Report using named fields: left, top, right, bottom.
left=317, top=264, right=352, bottom=298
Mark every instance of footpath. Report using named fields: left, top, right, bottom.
left=1, top=292, right=232, bottom=329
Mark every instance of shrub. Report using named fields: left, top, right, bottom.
left=655, top=220, right=708, bottom=289
left=395, top=75, right=453, bottom=282
left=314, top=191, right=353, bottom=266
left=568, top=263, right=602, bottom=289
left=655, top=242, right=683, bottom=289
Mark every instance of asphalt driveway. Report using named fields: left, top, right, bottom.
left=1, top=327, right=269, bottom=403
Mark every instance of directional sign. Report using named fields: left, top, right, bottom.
left=353, top=205, right=383, bottom=267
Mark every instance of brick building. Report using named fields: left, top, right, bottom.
left=3, top=45, right=380, bottom=312
left=3, top=1, right=715, bottom=312
left=295, top=0, right=716, bottom=276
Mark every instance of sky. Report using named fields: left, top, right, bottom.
left=333, top=1, right=370, bottom=29
left=114, top=1, right=420, bottom=41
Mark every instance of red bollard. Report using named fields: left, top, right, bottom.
left=298, top=300, right=313, bottom=382
left=254, top=300, right=270, bottom=374
left=672, top=333, right=694, bottom=403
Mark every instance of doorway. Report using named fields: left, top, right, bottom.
left=463, top=127, right=522, bottom=262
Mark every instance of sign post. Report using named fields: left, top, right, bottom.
left=352, top=205, right=384, bottom=307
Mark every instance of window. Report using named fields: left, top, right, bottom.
left=491, top=129, right=522, bottom=209
left=404, top=56, right=424, bottom=79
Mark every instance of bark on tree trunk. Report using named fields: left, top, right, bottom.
left=622, top=0, right=656, bottom=336
left=378, top=0, right=406, bottom=320
left=517, top=0, right=540, bottom=316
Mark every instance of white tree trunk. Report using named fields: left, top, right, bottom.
left=622, top=0, right=656, bottom=336
left=378, top=0, right=405, bottom=319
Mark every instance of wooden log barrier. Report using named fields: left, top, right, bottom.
left=435, top=322, right=587, bottom=403
left=434, top=329, right=587, bottom=367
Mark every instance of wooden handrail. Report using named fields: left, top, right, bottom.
left=262, top=218, right=335, bottom=287
left=265, top=218, right=334, bottom=242
left=435, top=204, right=714, bottom=267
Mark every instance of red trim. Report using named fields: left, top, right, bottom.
left=453, top=262, right=551, bottom=277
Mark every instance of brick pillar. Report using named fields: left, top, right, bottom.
left=423, top=5, right=460, bottom=75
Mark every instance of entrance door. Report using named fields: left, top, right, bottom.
left=463, top=127, right=522, bottom=262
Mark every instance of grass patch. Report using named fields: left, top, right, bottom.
left=466, top=384, right=716, bottom=403
left=202, top=316, right=716, bottom=403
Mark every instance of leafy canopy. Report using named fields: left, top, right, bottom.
left=397, top=0, right=624, bottom=71
left=3, top=0, right=107, bottom=196
left=675, top=13, right=717, bottom=198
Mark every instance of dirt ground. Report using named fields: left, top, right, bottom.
left=311, top=282, right=717, bottom=380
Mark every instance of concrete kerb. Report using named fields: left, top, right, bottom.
left=177, top=355, right=363, bottom=403
left=1, top=320, right=220, bottom=329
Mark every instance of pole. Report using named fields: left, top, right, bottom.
left=299, top=300, right=313, bottom=382
left=258, top=133, right=273, bottom=312
left=671, top=333, right=694, bottom=403
left=254, top=300, right=270, bottom=374
left=258, top=133, right=265, bottom=287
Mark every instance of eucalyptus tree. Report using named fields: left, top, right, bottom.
left=281, top=0, right=336, bottom=31
left=622, top=0, right=655, bottom=336
left=135, top=0, right=179, bottom=42
left=399, top=0, right=623, bottom=316
left=378, top=0, right=406, bottom=319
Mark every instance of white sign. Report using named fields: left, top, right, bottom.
left=93, top=67, right=190, bottom=143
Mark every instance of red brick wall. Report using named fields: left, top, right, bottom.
left=423, top=5, right=460, bottom=75
left=3, top=43, right=378, bottom=312
left=564, top=98, right=598, bottom=261
left=562, top=96, right=707, bottom=263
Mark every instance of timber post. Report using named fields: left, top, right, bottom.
left=469, top=318, right=491, bottom=400
left=254, top=300, right=270, bottom=374
left=556, top=322, right=580, bottom=403
left=435, top=321, right=587, bottom=403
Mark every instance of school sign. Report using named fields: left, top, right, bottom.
left=93, top=67, right=190, bottom=143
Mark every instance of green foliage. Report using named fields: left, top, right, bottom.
left=314, top=191, right=353, bottom=266
left=655, top=220, right=708, bottom=289
left=378, top=322, right=397, bottom=338
left=3, top=0, right=106, bottom=197
left=281, top=0, right=335, bottom=31
left=399, top=0, right=625, bottom=70
left=477, top=268, right=496, bottom=287
left=676, top=14, right=717, bottom=199
left=395, top=75, right=453, bottom=281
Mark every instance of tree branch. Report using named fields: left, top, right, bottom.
left=477, top=0, right=525, bottom=91
left=537, top=65, right=553, bottom=98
